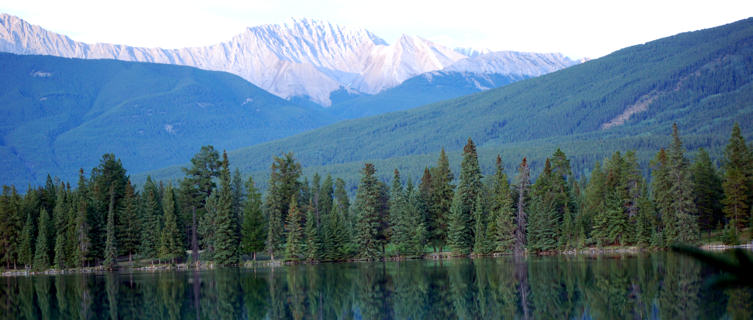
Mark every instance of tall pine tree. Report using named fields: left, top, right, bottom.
left=213, top=151, right=240, bottom=266
left=722, top=123, right=752, bottom=231
left=354, top=163, right=389, bottom=260
left=514, top=158, right=530, bottom=256
left=240, top=176, right=265, bottom=261
left=448, top=138, right=482, bottom=255
left=33, top=208, right=51, bottom=270
left=430, top=148, right=454, bottom=252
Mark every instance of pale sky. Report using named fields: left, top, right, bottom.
left=3, top=0, right=753, bottom=59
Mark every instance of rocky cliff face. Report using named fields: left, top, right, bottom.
left=0, top=14, right=578, bottom=106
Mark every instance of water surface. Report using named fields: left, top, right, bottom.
left=1, top=252, right=751, bottom=319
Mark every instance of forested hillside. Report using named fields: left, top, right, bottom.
left=0, top=53, right=336, bottom=189
left=141, top=17, right=753, bottom=188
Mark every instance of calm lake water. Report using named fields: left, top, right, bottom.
left=1, top=252, right=751, bottom=319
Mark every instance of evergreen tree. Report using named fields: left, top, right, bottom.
left=722, top=123, right=752, bottom=231
left=635, top=185, right=656, bottom=247
left=118, top=181, right=140, bottom=262
left=140, top=177, right=162, bottom=260
left=33, top=208, right=51, bottom=270
left=73, top=183, right=90, bottom=268
left=51, top=185, right=67, bottom=268
left=651, top=149, right=672, bottom=246
left=319, top=175, right=334, bottom=222
left=389, top=169, right=410, bottom=255
left=19, top=210, right=34, bottom=268
left=103, top=185, right=117, bottom=270
left=430, top=148, right=454, bottom=252
left=285, top=195, right=304, bottom=261
left=405, top=181, right=427, bottom=256
left=89, top=154, right=129, bottom=263
left=514, top=158, right=530, bottom=256
left=304, top=204, right=320, bottom=261
left=53, top=232, right=65, bottom=269
left=528, top=159, right=560, bottom=252
left=354, top=163, right=389, bottom=260
left=240, top=177, right=265, bottom=261
left=265, top=153, right=302, bottom=260
left=691, top=148, right=724, bottom=231
left=0, top=186, right=23, bottom=269
left=666, top=124, right=699, bottom=244
left=448, top=138, right=482, bottom=255
left=472, top=194, right=488, bottom=254
left=213, top=151, right=240, bottom=266
left=159, top=185, right=183, bottom=263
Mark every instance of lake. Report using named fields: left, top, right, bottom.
left=0, top=252, right=750, bottom=319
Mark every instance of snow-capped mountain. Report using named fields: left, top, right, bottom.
left=0, top=13, right=579, bottom=106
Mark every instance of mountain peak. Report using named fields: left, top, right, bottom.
left=0, top=13, right=578, bottom=106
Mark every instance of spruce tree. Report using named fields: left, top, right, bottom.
left=319, top=175, right=334, bottom=222
left=159, top=185, right=183, bottom=263
left=33, top=208, right=51, bottom=270
left=73, top=190, right=90, bottom=268
left=265, top=153, right=301, bottom=260
left=650, top=149, right=672, bottom=246
left=304, top=204, right=320, bottom=261
left=19, top=210, right=34, bottom=268
left=51, top=185, right=67, bottom=269
left=430, top=148, right=454, bottom=252
left=213, top=151, right=240, bottom=266
left=285, top=195, right=304, bottom=261
left=529, top=158, right=559, bottom=252
left=691, top=148, right=723, bottom=231
left=666, top=124, right=699, bottom=244
left=449, top=138, right=482, bottom=255
left=103, top=185, right=117, bottom=270
left=354, top=163, right=389, bottom=260
left=472, top=194, right=488, bottom=254
left=53, top=233, right=65, bottom=269
left=140, top=177, right=162, bottom=260
left=240, top=177, right=265, bottom=261
left=405, top=181, right=427, bottom=256
left=118, top=181, right=140, bottom=262
left=514, top=158, right=530, bottom=256
left=722, top=123, right=752, bottom=231
left=389, top=169, right=410, bottom=255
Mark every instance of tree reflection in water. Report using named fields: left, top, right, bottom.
left=0, top=252, right=750, bottom=319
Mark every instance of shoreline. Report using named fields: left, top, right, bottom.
left=3, top=243, right=752, bottom=277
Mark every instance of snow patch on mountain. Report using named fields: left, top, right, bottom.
left=0, top=13, right=580, bottom=107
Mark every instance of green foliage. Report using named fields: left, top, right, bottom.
left=304, top=204, right=320, bottom=261
left=118, top=181, right=140, bottom=260
left=140, top=177, right=163, bottom=260
left=103, top=186, right=117, bottom=270
left=691, top=148, right=724, bottom=231
left=19, top=210, right=35, bottom=268
left=240, top=177, right=265, bottom=259
left=33, top=208, right=51, bottom=270
left=354, top=163, right=389, bottom=260
left=514, top=158, right=530, bottom=255
left=284, top=196, right=305, bottom=262
left=666, top=124, right=700, bottom=244
left=213, top=152, right=240, bottom=266
left=722, top=123, right=753, bottom=231
left=449, top=139, right=482, bottom=255
left=159, top=185, right=184, bottom=263
left=265, top=153, right=302, bottom=260
left=429, top=149, right=454, bottom=251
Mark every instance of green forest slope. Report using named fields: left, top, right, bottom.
left=140, top=17, right=753, bottom=189
left=0, top=54, right=336, bottom=188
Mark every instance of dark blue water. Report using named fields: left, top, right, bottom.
left=0, top=252, right=750, bottom=319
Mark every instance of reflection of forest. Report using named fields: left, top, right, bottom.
left=0, top=253, right=750, bottom=319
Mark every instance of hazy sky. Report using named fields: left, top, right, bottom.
left=4, top=0, right=753, bottom=58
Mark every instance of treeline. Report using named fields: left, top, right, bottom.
left=0, top=124, right=751, bottom=269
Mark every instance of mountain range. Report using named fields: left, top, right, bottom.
left=138, top=17, right=753, bottom=190
left=0, top=14, right=578, bottom=106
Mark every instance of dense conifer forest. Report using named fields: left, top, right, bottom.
left=1, top=124, right=751, bottom=270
